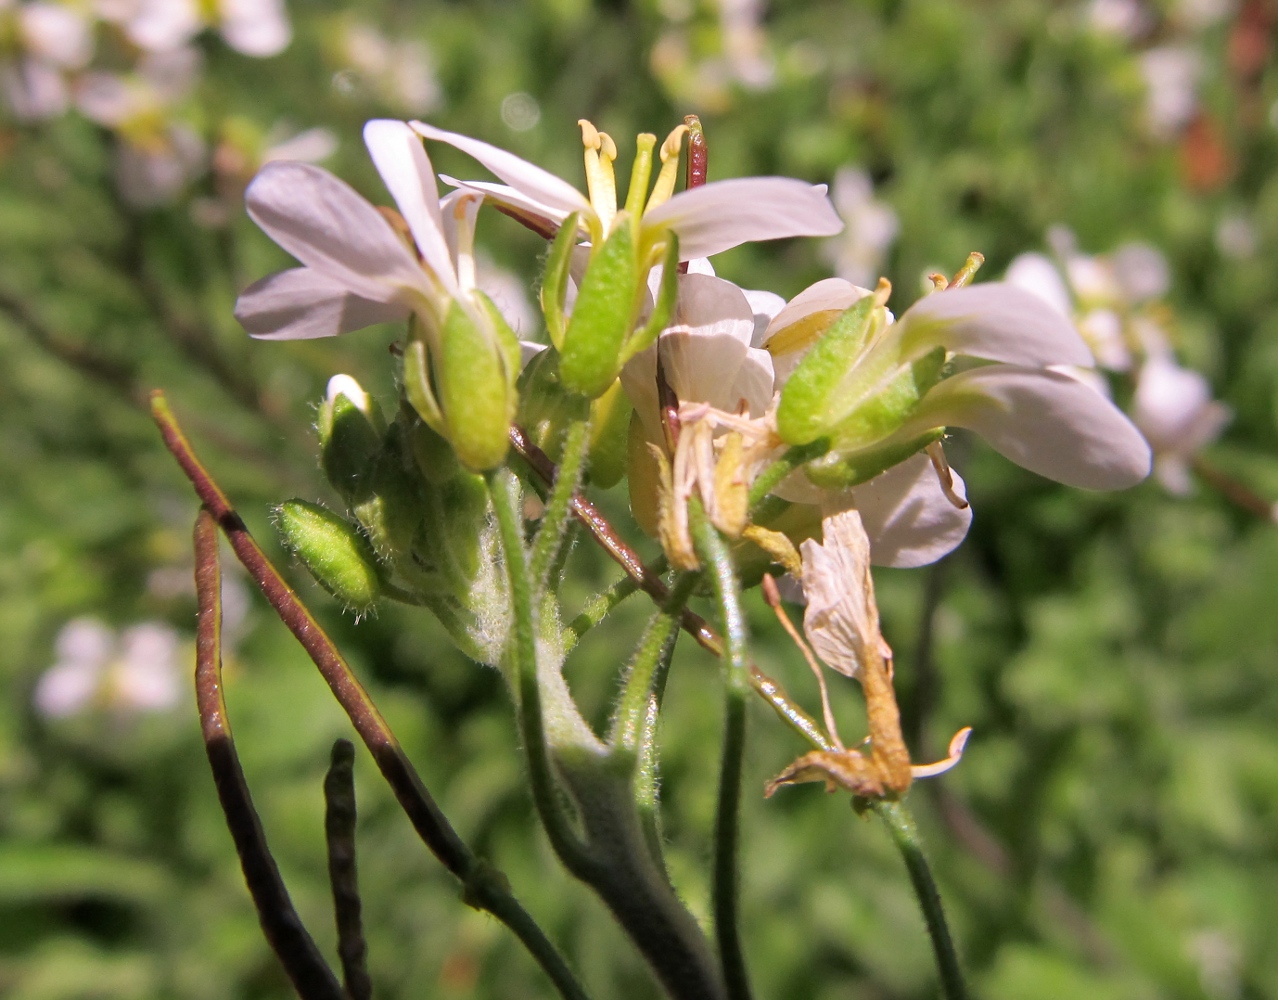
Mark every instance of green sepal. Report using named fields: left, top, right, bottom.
left=587, top=378, right=633, bottom=488
left=802, top=429, right=945, bottom=490
left=408, top=408, right=464, bottom=485
left=825, top=346, right=947, bottom=452
left=274, top=499, right=383, bottom=612
left=437, top=300, right=515, bottom=472
left=560, top=213, right=639, bottom=398
left=776, top=295, right=879, bottom=445
left=350, top=426, right=425, bottom=563
left=540, top=212, right=579, bottom=350
left=516, top=346, right=591, bottom=462
left=403, top=337, right=445, bottom=435
left=319, top=389, right=386, bottom=507
left=620, top=233, right=679, bottom=366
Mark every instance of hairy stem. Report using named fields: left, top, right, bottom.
left=161, top=395, right=590, bottom=1000
left=689, top=502, right=754, bottom=1000
left=876, top=800, right=968, bottom=1000
left=530, top=417, right=592, bottom=592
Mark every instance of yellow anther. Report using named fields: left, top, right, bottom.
left=646, top=124, right=689, bottom=211
left=578, top=119, right=617, bottom=234
left=872, top=276, right=892, bottom=308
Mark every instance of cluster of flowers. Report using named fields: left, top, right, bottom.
left=236, top=117, right=1151, bottom=612
left=0, top=1, right=444, bottom=209
left=1006, top=230, right=1232, bottom=497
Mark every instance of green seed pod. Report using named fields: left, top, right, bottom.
left=802, top=430, right=944, bottom=490
left=436, top=299, right=519, bottom=472
left=274, top=499, right=383, bottom=612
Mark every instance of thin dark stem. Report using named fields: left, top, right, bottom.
left=689, top=502, right=754, bottom=1000
left=324, top=739, right=371, bottom=1000
left=1191, top=454, right=1276, bottom=521
left=160, top=393, right=591, bottom=1000
left=876, top=801, right=968, bottom=1000
left=193, top=511, right=346, bottom=1000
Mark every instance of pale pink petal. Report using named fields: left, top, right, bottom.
left=897, top=283, right=1095, bottom=368
left=1132, top=353, right=1230, bottom=454
left=642, top=177, right=843, bottom=260
left=245, top=161, right=430, bottom=304
left=21, top=3, right=94, bottom=68
left=219, top=0, right=291, bottom=57
left=1004, top=252, right=1073, bottom=318
left=906, top=365, right=1152, bottom=489
left=412, top=121, right=591, bottom=218
left=760, top=277, right=873, bottom=384
left=236, top=268, right=409, bottom=339
left=851, top=452, right=972, bottom=568
left=126, top=0, right=200, bottom=52
left=438, top=175, right=571, bottom=233
left=363, top=120, right=455, bottom=291
left=742, top=288, right=786, bottom=345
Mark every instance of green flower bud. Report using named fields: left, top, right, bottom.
left=560, top=213, right=640, bottom=398
left=517, top=346, right=591, bottom=459
left=402, top=300, right=521, bottom=473
left=274, top=499, right=383, bottom=612
left=319, top=375, right=386, bottom=506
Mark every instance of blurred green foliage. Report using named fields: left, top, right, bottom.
left=2, top=0, right=1278, bottom=997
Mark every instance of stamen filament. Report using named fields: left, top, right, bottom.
left=646, top=124, right=689, bottom=211
left=450, top=193, right=479, bottom=291
left=623, top=133, right=657, bottom=219
left=910, top=726, right=973, bottom=778
left=926, top=442, right=969, bottom=510
left=761, top=574, right=845, bottom=750
left=578, top=119, right=618, bottom=234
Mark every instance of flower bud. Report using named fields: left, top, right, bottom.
left=319, top=375, right=386, bottom=506
left=559, top=214, right=640, bottom=398
left=403, top=298, right=521, bottom=472
left=274, top=499, right=383, bottom=612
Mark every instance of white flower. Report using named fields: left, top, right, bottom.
left=763, top=278, right=1152, bottom=491
left=1140, top=45, right=1201, bottom=137
left=821, top=167, right=899, bottom=289
left=412, top=118, right=843, bottom=261
left=0, top=1, right=95, bottom=121
left=235, top=119, right=493, bottom=342
left=35, top=617, right=184, bottom=718
left=76, top=49, right=205, bottom=207
left=1132, top=352, right=1231, bottom=494
left=621, top=270, right=974, bottom=567
left=101, top=0, right=290, bottom=58
left=337, top=23, right=442, bottom=115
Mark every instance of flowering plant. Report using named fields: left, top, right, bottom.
left=137, top=111, right=1164, bottom=1000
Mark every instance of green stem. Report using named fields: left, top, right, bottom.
left=530, top=417, right=592, bottom=592
left=876, top=800, right=968, bottom=1000
left=566, top=575, right=639, bottom=648
left=689, top=503, right=753, bottom=1000
left=747, top=439, right=830, bottom=514
left=485, top=467, right=596, bottom=874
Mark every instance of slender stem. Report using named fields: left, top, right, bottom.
left=531, top=417, right=592, bottom=592
left=747, top=439, right=831, bottom=515
left=688, top=502, right=754, bottom=1000
left=324, top=739, right=372, bottom=1000
left=876, top=800, right=968, bottom=1000
left=193, top=511, right=347, bottom=1000
left=566, top=575, right=639, bottom=647
left=484, top=465, right=597, bottom=874
left=160, top=394, right=591, bottom=1000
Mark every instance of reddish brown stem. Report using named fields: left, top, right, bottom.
left=193, top=510, right=346, bottom=1000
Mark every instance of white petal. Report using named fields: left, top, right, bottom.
left=906, top=365, right=1152, bottom=489
left=643, top=177, right=844, bottom=260
left=412, top=121, right=591, bottom=219
left=1132, top=353, right=1230, bottom=453
left=438, top=175, right=570, bottom=233
left=897, top=283, right=1095, bottom=368
left=236, top=268, right=409, bottom=339
left=760, top=277, right=873, bottom=384
left=219, top=0, right=291, bottom=57
left=364, top=120, right=455, bottom=292
left=742, top=288, right=786, bottom=345
left=20, top=3, right=94, bottom=68
left=851, top=452, right=972, bottom=568
left=263, top=127, right=338, bottom=165
left=245, top=161, right=430, bottom=304
left=1004, top=252, right=1073, bottom=318
left=126, top=0, right=200, bottom=51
